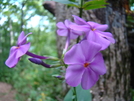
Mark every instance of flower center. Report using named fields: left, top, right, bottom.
left=92, top=28, right=96, bottom=31
left=16, top=46, right=20, bottom=49
left=84, top=63, right=90, bottom=68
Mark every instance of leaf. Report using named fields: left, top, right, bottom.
left=51, top=0, right=78, bottom=5
left=67, top=4, right=80, bottom=8
left=84, top=5, right=106, bottom=10
left=64, top=85, right=92, bottom=101
left=83, top=0, right=108, bottom=8
left=83, top=0, right=108, bottom=10
left=69, top=0, right=76, bottom=2
left=64, top=88, right=73, bottom=101
left=47, top=0, right=80, bottom=8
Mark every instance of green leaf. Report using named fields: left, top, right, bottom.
left=67, top=4, right=80, bottom=8
left=64, top=85, right=92, bottom=101
left=84, top=5, right=106, bottom=10
left=83, top=0, right=108, bottom=10
left=64, top=88, right=73, bottom=101
left=69, top=0, right=76, bottom=2
left=83, top=0, right=108, bottom=8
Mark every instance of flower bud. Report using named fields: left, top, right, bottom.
left=28, top=58, right=51, bottom=68
left=52, top=75, right=64, bottom=80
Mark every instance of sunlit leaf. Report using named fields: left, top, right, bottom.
left=68, top=4, right=80, bottom=8
left=83, top=0, right=108, bottom=7
left=84, top=5, right=106, bottom=10
left=83, top=0, right=108, bottom=10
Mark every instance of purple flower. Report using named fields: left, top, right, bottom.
left=5, top=31, right=31, bottom=68
left=5, top=31, right=48, bottom=68
left=56, top=19, right=82, bottom=52
left=70, top=15, right=115, bottom=50
left=64, top=40, right=106, bottom=90
left=57, top=19, right=80, bottom=39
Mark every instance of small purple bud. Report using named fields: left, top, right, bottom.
left=52, top=75, right=64, bottom=80
left=28, top=58, right=51, bottom=68
left=55, top=75, right=62, bottom=78
left=29, top=58, right=43, bottom=64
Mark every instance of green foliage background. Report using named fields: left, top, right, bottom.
left=0, top=0, right=63, bottom=100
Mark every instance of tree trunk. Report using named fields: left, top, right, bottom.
left=55, top=0, right=131, bottom=101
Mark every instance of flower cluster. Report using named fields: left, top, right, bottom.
left=57, top=19, right=82, bottom=53
left=5, top=15, right=115, bottom=90
left=57, top=15, right=115, bottom=90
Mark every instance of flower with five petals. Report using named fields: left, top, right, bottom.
left=64, top=40, right=106, bottom=90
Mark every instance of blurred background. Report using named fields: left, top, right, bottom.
left=0, top=0, right=63, bottom=101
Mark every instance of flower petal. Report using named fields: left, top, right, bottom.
left=64, top=43, right=85, bottom=65
left=95, top=24, right=108, bottom=31
left=81, top=68, right=99, bottom=90
left=17, top=31, right=32, bottom=46
left=56, top=22, right=67, bottom=29
left=65, top=64, right=85, bottom=87
left=57, top=29, right=68, bottom=36
left=70, top=31, right=79, bottom=39
left=90, top=53, right=106, bottom=75
left=87, top=30, right=96, bottom=41
left=95, top=33, right=111, bottom=50
left=64, top=19, right=72, bottom=28
left=72, top=15, right=87, bottom=25
left=9, top=46, right=18, bottom=55
left=87, top=21, right=98, bottom=28
left=72, top=30, right=83, bottom=36
left=17, top=31, right=25, bottom=44
left=69, top=24, right=90, bottom=32
left=5, top=52, right=19, bottom=68
left=87, top=22, right=108, bottom=31
left=96, top=31, right=115, bottom=43
left=80, top=40, right=101, bottom=62
left=16, top=42, right=30, bottom=59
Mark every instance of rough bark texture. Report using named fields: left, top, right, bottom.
left=55, top=1, right=131, bottom=101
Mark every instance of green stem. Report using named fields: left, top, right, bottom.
left=79, top=0, right=83, bottom=18
left=60, top=53, right=68, bottom=68
left=77, top=0, right=84, bottom=43
left=73, top=87, right=77, bottom=101
left=76, top=36, right=80, bottom=43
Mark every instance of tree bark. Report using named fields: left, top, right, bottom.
left=55, top=0, right=131, bottom=101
